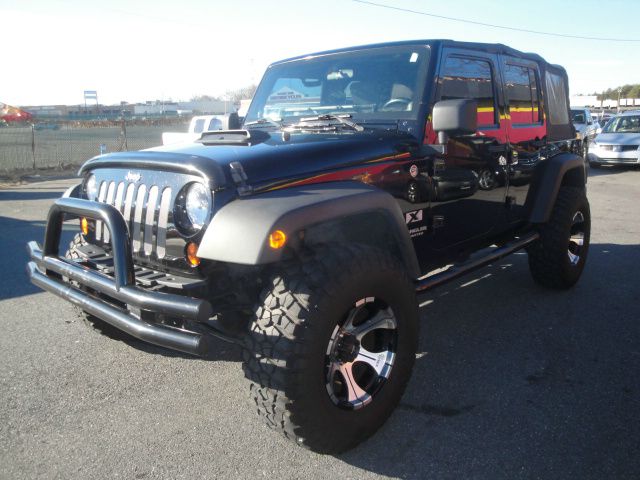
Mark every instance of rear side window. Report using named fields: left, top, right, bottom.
left=545, top=71, right=570, bottom=125
left=439, top=56, right=497, bottom=128
left=193, top=118, right=206, bottom=133
left=504, top=64, right=541, bottom=125
left=208, top=118, right=222, bottom=131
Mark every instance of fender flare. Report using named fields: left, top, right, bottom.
left=526, top=152, right=586, bottom=224
left=62, top=183, right=82, bottom=199
left=197, top=181, right=421, bottom=278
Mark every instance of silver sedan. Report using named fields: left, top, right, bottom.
left=589, top=111, right=640, bottom=167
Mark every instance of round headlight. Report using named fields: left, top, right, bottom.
left=85, top=174, right=98, bottom=200
left=174, top=182, right=212, bottom=235
left=185, top=183, right=211, bottom=229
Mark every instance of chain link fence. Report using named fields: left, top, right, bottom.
left=0, top=117, right=189, bottom=172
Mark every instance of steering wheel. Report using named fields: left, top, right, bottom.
left=381, top=98, right=412, bottom=112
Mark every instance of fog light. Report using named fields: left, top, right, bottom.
left=269, top=230, right=287, bottom=249
left=186, top=242, right=200, bottom=267
left=80, top=217, right=89, bottom=235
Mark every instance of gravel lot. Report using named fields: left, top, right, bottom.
left=0, top=167, right=639, bottom=479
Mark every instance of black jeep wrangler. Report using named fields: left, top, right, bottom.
left=27, top=40, right=589, bottom=453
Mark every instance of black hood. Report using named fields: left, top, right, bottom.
left=79, top=129, right=419, bottom=193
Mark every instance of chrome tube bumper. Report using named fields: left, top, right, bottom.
left=26, top=197, right=213, bottom=356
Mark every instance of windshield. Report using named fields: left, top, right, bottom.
left=245, top=45, right=430, bottom=125
left=571, top=110, right=586, bottom=124
left=602, top=115, right=640, bottom=133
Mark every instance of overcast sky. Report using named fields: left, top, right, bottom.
left=2, top=0, right=639, bottom=106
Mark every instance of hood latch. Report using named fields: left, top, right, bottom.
left=229, top=161, right=253, bottom=196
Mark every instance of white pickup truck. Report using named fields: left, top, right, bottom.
left=161, top=114, right=238, bottom=145
left=570, top=107, right=600, bottom=157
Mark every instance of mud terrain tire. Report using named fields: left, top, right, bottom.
left=64, top=233, right=129, bottom=339
left=242, top=244, right=419, bottom=453
left=528, top=187, right=590, bottom=289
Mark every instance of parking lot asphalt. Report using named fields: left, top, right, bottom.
left=0, top=168, right=639, bottom=480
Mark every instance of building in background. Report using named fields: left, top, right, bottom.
left=19, top=99, right=237, bottom=121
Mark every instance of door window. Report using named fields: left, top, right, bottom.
left=439, top=56, right=497, bottom=128
left=504, top=64, right=541, bottom=125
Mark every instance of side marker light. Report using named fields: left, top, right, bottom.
left=186, top=242, right=201, bottom=267
left=81, top=217, right=89, bottom=235
left=269, top=230, right=287, bottom=249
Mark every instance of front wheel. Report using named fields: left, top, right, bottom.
left=477, top=169, right=496, bottom=190
left=527, top=187, right=590, bottom=289
left=65, top=233, right=129, bottom=339
left=242, top=244, right=419, bottom=453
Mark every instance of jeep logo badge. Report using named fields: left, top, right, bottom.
left=125, top=171, right=141, bottom=183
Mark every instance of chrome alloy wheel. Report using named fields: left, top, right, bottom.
left=568, top=211, right=586, bottom=266
left=478, top=169, right=495, bottom=190
left=325, top=297, right=398, bottom=409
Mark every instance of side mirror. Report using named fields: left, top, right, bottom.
left=432, top=99, right=478, bottom=144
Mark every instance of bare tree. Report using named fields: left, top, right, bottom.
left=224, top=85, right=257, bottom=102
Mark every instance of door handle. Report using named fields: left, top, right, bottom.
left=488, top=144, right=509, bottom=153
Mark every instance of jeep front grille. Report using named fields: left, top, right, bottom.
left=94, top=180, right=172, bottom=259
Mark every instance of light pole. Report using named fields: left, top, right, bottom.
left=617, top=87, right=622, bottom=112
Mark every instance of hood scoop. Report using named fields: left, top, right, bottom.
left=198, top=129, right=270, bottom=146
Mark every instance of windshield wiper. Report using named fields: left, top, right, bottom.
left=244, top=118, right=284, bottom=129
left=291, top=114, right=365, bottom=132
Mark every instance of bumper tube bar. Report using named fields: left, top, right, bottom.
left=415, top=232, right=540, bottom=292
left=44, top=197, right=136, bottom=289
left=28, top=242, right=212, bottom=322
left=27, top=261, right=210, bottom=356
left=27, top=197, right=215, bottom=356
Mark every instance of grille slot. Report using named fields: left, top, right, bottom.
left=156, top=188, right=172, bottom=259
left=132, top=184, right=147, bottom=253
left=94, top=180, right=172, bottom=258
left=95, top=181, right=108, bottom=241
left=143, top=186, right=159, bottom=256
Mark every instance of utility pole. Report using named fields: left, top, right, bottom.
left=617, top=87, right=622, bottom=112
left=31, top=123, right=36, bottom=170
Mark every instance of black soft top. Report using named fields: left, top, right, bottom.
left=274, top=39, right=574, bottom=142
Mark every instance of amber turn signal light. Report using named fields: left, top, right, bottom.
left=269, top=230, right=287, bottom=249
left=186, top=242, right=200, bottom=267
left=80, top=217, right=89, bottom=235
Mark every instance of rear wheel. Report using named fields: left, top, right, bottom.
left=242, top=244, right=419, bottom=453
left=527, top=187, right=590, bottom=289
